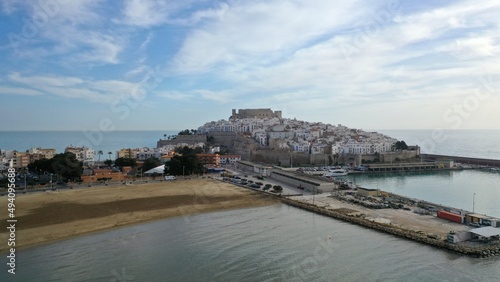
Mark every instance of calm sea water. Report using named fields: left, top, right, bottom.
left=347, top=170, right=500, bottom=218
left=0, top=130, right=178, bottom=157
left=2, top=205, right=499, bottom=281
left=376, top=129, right=500, bottom=159
left=1, top=129, right=500, bottom=159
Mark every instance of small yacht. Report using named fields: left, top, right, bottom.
left=324, top=169, right=348, bottom=177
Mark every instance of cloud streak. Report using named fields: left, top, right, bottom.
left=1, top=0, right=500, bottom=130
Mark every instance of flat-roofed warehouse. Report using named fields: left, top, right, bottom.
left=270, top=169, right=336, bottom=193
left=469, top=226, right=500, bottom=240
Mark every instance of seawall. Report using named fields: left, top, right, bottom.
left=422, top=154, right=500, bottom=167
left=280, top=197, right=500, bottom=258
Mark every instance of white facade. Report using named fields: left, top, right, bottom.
left=219, top=155, right=241, bottom=164
left=290, top=141, right=309, bottom=152
left=0, top=150, right=14, bottom=171
left=254, top=132, right=268, bottom=146
left=197, top=112, right=400, bottom=156
left=311, top=143, right=327, bottom=154
left=65, top=147, right=95, bottom=163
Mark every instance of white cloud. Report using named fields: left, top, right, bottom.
left=117, top=0, right=208, bottom=27
left=438, top=37, right=498, bottom=60
left=171, top=0, right=372, bottom=74
left=3, top=0, right=500, bottom=130
left=7, top=0, right=124, bottom=65
left=119, top=0, right=170, bottom=27
left=7, top=72, right=140, bottom=103
left=76, top=32, right=124, bottom=64
left=8, top=72, right=83, bottom=87
left=155, top=90, right=193, bottom=101
left=193, top=89, right=233, bottom=103
left=0, top=0, right=18, bottom=14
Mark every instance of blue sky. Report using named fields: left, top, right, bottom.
left=1, top=0, right=499, bottom=131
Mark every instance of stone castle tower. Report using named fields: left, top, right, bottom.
left=230, top=108, right=282, bottom=120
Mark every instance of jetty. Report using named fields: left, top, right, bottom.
left=279, top=196, right=500, bottom=258
left=228, top=160, right=500, bottom=258
left=422, top=154, right=500, bottom=168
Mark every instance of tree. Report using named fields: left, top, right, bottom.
left=28, top=158, right=52, bottom=174
left=393, top=141, right=409, bottom=151
left=165, top=147, right=203, bottom=176
left=163, top=133, right=167, bottom=140
left=142, top=157, right=162, bottom=172
left=107, top=151, right=113, bottom=160
left=28, top=152, right=83, bottom=182
left=114, top=157, right=137, bottom=169
left=178, top=129, right=198, bottom=136
left=51, top=153, right=83, bottom=182
left=104, top=159, right=113, bottom=167
left=97, top=150, right=103, bottom=161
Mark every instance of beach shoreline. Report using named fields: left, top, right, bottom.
left=0, top=179, right=278, bottom=253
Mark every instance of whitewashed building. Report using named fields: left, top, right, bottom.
left=219, top=154, right=241, bottom=164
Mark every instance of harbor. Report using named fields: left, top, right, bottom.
left=230, top=160, right=500, bottom=258
left=280, top=195, right=500, bottom=258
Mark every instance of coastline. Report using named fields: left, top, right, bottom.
left=0, top=179, right=278, bottom=253
left=279, top=196, right=500, bottom=258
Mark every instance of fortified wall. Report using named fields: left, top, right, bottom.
left=207, top=132, right=260, bottom=160
left=157, top=135, right=207, bottom=147
left=250, top=150, right=420, bottom=167
left=230, top=108, right=282, bottom=120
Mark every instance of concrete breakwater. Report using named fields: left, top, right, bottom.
left=280, top=197, right=500, bottom=259
left=422, top=154, right=500, bottom=168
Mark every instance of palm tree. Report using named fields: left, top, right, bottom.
left=97, top=150, right=103, bottom=161
left=108, top=151, right=112, bottom=161
left=163, top=134, right=167, bottom=140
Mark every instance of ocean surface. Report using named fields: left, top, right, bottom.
left=376, top=129, right=500, bottom=160
left=0, top=130, right=178, bottom=158
left=1, top=129, right=500, bottom=160
left=2, top=205, right=499, bottom=282
left=347, top=170, right=500, bottom=218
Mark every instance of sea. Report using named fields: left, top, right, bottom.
left=1, top=129, right=500, bottom=281
left=0, top=130, right=179, bottom=158
left=1, top=129, right=500, bottom=160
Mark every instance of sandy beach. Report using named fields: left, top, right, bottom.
left=0, top=179, right=277, bottom=253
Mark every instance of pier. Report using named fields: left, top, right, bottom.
left=422, top=154, right=500, bottom=168
left=280, top=196, right=500, bottom=258
left=363, top=162, right=439, bottom=172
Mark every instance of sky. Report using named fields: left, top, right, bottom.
left=1, top=0, right=499, bottom=131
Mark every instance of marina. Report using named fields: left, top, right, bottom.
left=231, top=160, right=500, bottom=258
left=280, top=195, right=500, bottom=258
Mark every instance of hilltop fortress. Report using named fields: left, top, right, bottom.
left=230, top=108, right=282, bottom=120
left=158, top=108, right=419, bottom=166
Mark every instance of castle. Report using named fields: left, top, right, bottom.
left=230, top=108, right=282, bottom=120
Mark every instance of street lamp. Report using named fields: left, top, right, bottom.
left=313, top=186, right=316, bottom=205
left=473, top=193, right=476, bottom=213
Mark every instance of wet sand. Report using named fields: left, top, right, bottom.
left=0, top=179, right=277, bottom=252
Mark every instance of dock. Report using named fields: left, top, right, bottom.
left=279, top=195, right=500, bottom=258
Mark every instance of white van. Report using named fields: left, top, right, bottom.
left=164, top=175, right=176, bottom=181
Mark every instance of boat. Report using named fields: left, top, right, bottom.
left=323, top=169, right=348, bottom=177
